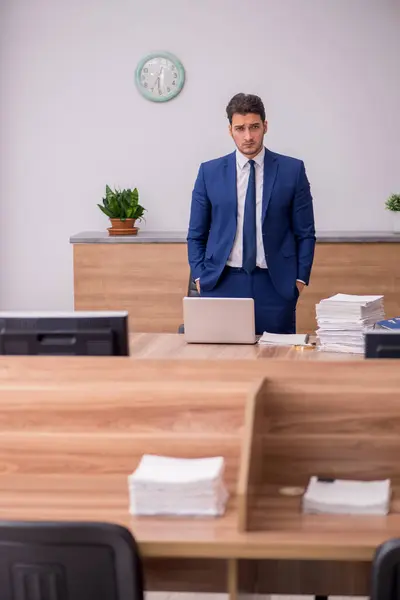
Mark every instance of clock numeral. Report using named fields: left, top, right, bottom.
left=167, top=87, right=171, bottom=92
left=173, top=72, right=177, bottom=78
left=159, top=89, right=162, bottom=95
left=143, top=68, right=148, bottom=73
left=172, top=80, right=176, bottom=86
left=144, top=82, right=148, bottom=88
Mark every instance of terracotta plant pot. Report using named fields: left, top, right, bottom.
left=107, top=218, right=138, bottom=236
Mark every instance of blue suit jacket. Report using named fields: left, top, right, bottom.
left=187, top=148, right=316, bottom=300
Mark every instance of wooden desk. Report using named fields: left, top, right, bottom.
left=129, top=332, right=362, bottom=360
left=0, top=358, right=399, bottom=596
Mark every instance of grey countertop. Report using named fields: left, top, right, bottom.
left=70, top=230, right=400, bottom=244
left=316, top=231, right=400, bottom=242
left=70, top=231, right=187, bottom=243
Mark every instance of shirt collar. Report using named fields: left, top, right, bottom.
left=236, top=146, right=265, bottom=170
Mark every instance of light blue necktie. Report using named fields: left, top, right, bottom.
left=242, top=159, right=257, bottom=273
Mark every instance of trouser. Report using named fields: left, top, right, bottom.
left=200, top=266, right=298, bottom=335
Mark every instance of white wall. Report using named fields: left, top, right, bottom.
left=0, top=0, right=399, bottom=310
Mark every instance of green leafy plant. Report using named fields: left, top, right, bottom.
left=97, top=185, right=146, bottom=221
left=385, top=193, right=400, bottom=212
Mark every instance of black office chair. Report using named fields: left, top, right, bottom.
left=371, top=538, right=400, bottom=600
left=187, top=275, right=199, bottom=297
left=178, top=272, right=199, bottom=334
left=0, top=521, right=144, bottom=600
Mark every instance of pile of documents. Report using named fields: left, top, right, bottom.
left=316, top=293, right=385, bottom=353
left=258, top=332, right=309, bottom=346
left=128, top=455, right=229, bottom=517
left=302, top=476, right=391, bottom=515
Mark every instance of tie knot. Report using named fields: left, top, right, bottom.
left=248, top=159, right=255, bottom=167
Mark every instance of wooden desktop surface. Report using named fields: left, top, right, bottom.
left=0, top=474, right=397, bottom=562
left=129, top=333, right=362, bottom=360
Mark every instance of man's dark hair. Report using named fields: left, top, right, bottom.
left=226, top=93, right=266, bottom=124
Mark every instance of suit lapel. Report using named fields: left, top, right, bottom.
left=223, top=152, right=237, bottom=216
left=262, top=149, right=278, bottom=223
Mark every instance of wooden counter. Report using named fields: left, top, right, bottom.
left=71, top=231, right=400, bottom=334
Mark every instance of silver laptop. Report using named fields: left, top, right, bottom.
left=183, top=297, right=256, bottom=344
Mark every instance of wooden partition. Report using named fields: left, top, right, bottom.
left=0, top=377, right=247, bottom=492
left=239, top=369, right=400, bottom=535
left=237, top=380, right=265, bottom=532
left=234, top=364, right=400, bottom=595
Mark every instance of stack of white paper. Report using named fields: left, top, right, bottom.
left=128, top=455, right=229, bottom=517
left=316, top=294, right=385, bottom=353
left=302, top=477, right=391, bottom=515
left=258, top=332, right=309, bottom=346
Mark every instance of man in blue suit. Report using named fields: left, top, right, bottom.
left=187, top=93, right=316, bottom=335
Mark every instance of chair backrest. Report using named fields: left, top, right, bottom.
left=178, top=272, right=199, bottom=333
left=187, top=273, right=199, bottom=297
left=371, top=538, right=400, bottom=600
left=0, top=521, right=144, bottom=600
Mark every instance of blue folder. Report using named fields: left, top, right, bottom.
left=375, top=317, right=400, bottom=330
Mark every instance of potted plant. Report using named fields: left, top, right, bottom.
left=97, top=185, right=145, bottom=236
left=385, top=193, right=400, bottom=234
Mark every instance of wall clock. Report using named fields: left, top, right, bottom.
left=135, top=52, right=185, bottom=102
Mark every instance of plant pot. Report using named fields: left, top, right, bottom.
left=107, top=218, right=138, bottom=236
left=392, top=212, right=400, bottom=234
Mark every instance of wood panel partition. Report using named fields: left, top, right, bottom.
left=235, top=368, right=400, bottom=594
left=237, top=380, right=265, bottom=532
left=239, top=372, right=400, bottom=533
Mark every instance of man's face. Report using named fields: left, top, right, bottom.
left=229, top=113, right=268, bottom=158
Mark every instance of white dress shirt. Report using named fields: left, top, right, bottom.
left=227, top=147, right=267, bottom=269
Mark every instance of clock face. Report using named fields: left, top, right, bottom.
left=135, top=52, right=185, bottom=102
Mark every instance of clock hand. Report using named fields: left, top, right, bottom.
left=159, top=66, right=165, bottom=91
left=150, top=65, right=162, bottom=92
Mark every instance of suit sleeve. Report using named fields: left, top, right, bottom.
left=187, top=164, right=211, bottom=281
left=292, top=161, right=316, bottom=285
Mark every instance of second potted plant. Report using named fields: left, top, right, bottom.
left=97, top=185, right=145, bottom=236
left=385, top=193, right=400, bottom=234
